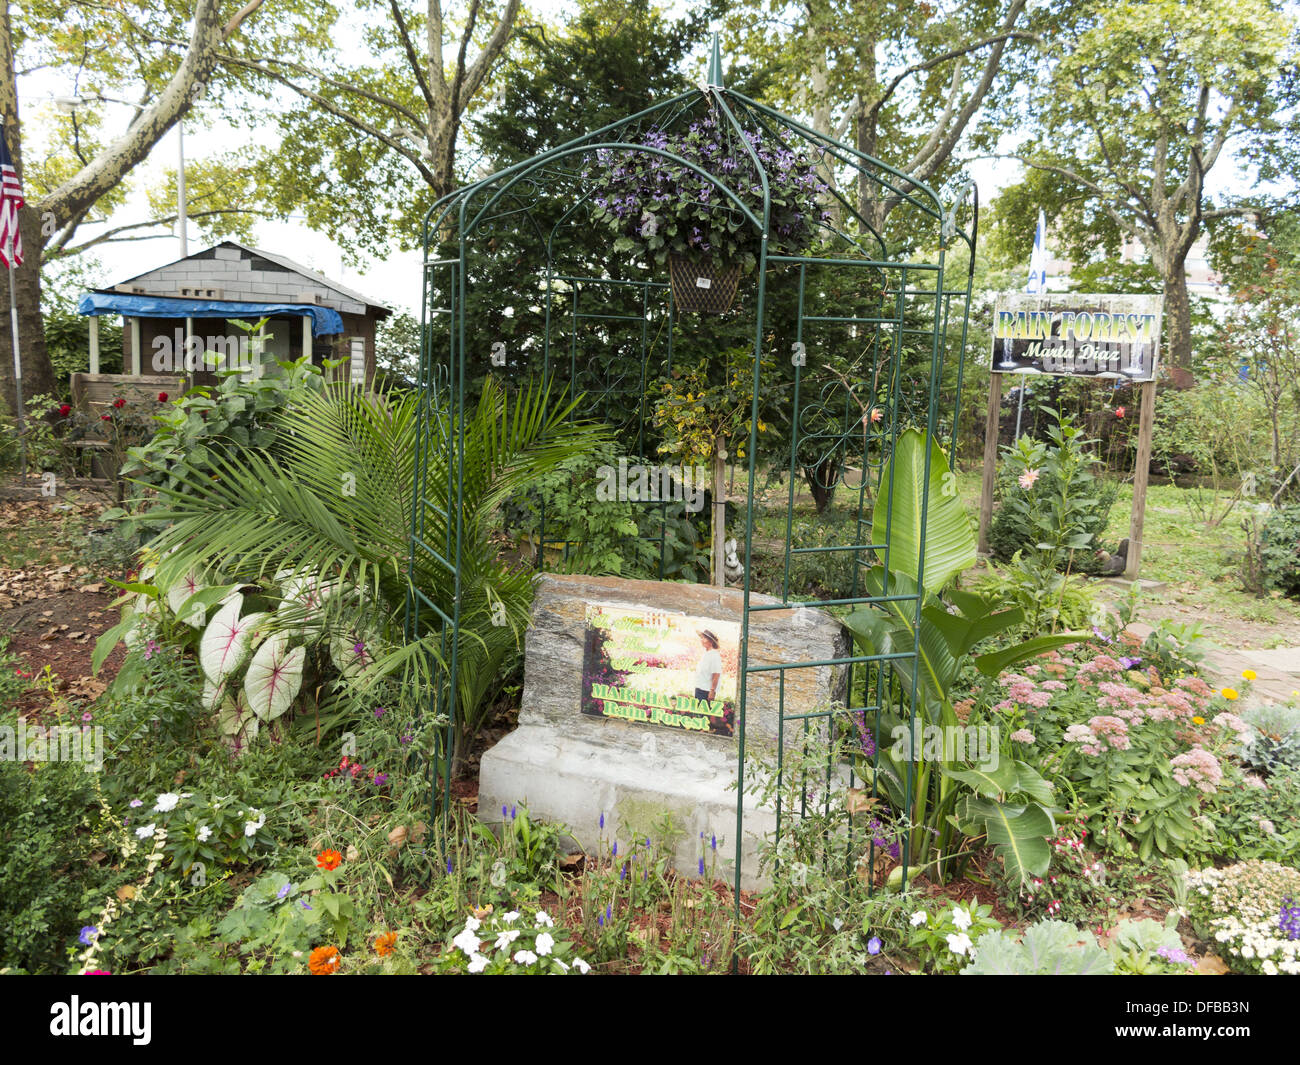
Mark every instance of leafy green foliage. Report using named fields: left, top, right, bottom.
left=0, top=747, right=102, bottom=973
left=960, top=919, right=1114, bottom=975
left=843, top=433, right=1072, bottom=881
left=115, top=345, right=330, bottom=533
left=130, top=374, right=605, bottom=758
left=500, top=442, right=706, bottom=581
left=988, top=409, right=1118, bottom=575
left=1257, top=504, right=1300, bottom=598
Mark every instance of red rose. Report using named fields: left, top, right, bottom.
left=112, top=397, right=126, bottom=409
left=58, top=404, right=71, bottom=416
left=100, top=413, right=112, bottom=421
left=1115, top=406, right=1126, bottom=418
left=157, top=392, right=168, bottom=402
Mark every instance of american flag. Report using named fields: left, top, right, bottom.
left=0, top=128, right=24, bottom=268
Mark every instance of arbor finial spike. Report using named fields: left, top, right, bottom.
left=706, top=33, right=723, bottom=86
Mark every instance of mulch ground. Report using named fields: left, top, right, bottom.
left=1, top=478, right=130, bottom=714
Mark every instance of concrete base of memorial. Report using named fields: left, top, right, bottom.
left=476, top=573, right=850, bottom=892
left=478, top=720, right=779, bottom=890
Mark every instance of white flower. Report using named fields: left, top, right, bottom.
left=452, top=928, right=481, bottom=956
left=952, top=905, right=973, bottom=931
left=513, top=949, right=538, bottom=965
left=243, top=814, right=265, bottom=837
left=153, top=792, right=180, bottom=813
left=554, top=959, right=569, bottom=972
left=910, top=910, right=927, bottom=927
left=572, top=957, right=591, bottom=974
left=135, top=823, right=156, bottom=840
left=197, top=825, right=212, bottom=842
left=502, top=910, right=521, bottom=924
left=946, top=932, right=973, bottom=956
left=494, top=929, right=521, bottom=951
left=536, top=932, right=555, bottom=956
left=535, top=911, right=554, bottom=927
left=467, top=953, right=490, bottom=974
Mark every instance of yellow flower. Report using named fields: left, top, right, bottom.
left=1241, top=669, right=1257, bottom=681
left=1221, top=688, right=1239, bottom=701
left=1192, top=716, right=1205, bottom=725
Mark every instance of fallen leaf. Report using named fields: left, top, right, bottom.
left=845, top=788, right=878, bottom=815
left=1195, top=954, right=1230, bottom=975
left=116, top=885, right=137, bottom=902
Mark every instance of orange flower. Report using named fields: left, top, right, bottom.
left=308, top=946, right=341, bottom=975
left=374, top=931, right=398, bottom=957
left=316, top=848, right=343, bottom=871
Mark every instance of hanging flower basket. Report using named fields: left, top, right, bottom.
left=585, top=112, right=830, bottom=302
left=669, top=253, right=741, bottom=314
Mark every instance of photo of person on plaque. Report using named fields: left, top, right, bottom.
left=694, top=629, right=723, bottom=703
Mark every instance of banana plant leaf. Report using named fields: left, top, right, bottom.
left=871, top=428, right=976, bottom=593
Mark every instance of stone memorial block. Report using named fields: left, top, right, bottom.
left=477, top=573, right=850, bottom=889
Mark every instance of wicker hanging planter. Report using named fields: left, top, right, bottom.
left=668, top=254, right=741, bottom=314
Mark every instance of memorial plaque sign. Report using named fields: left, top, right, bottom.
left=991, top=293, right=1164, bottom=381
left=581, top=606, right=739, bottom=736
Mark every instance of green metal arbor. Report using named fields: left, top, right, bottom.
left=405, top=44, right=978, bottom=898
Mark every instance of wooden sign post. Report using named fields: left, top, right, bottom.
left=1124, top=378, right=1159, bottom=579
left=977, top=293, right=1165, bottom=580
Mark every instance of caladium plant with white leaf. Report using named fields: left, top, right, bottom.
left=243, top=632, right=306, bottom=721
left=96, top=562, right=389, bottom=746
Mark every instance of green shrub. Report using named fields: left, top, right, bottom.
left=500, top=441, right=706, bottom=581
left=114, top=347, right=331, bottom=534
left=1205, top=766, right=1300, bottom=864
left=1257, top=504, right=1300, bottom=598
left=988, top=409, right=1118, bottom=575
left=0, top=748, right=104, bottom=972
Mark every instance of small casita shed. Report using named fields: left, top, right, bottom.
left=76, top=240, right=391, bottom=386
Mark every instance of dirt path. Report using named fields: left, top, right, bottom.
left=1, top=476, right=129, bottom=713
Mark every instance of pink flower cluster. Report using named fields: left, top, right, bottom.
left=993, top=672, right=1054, bottom=713
left=1170, top=746, right=1223, bottom=793
left=1065, top=716, right=1131, bottom=755
left=1212, top=712, right=1253, bottom=746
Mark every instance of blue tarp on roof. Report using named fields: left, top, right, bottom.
left=77, top=292, right=345, bottom=336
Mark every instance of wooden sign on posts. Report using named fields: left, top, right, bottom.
left=977, top=293, right=1165, bottom=580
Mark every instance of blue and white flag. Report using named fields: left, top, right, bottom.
left=1026, top=208, right=1047, bottom=295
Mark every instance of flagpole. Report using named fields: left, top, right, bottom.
left=1, top=117, right=24, bottom=478
left=6, top=253, right=22, bottom=485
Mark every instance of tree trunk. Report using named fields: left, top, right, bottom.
left=1162, top=250, right=1193, bottom=372
left=804, top=454, right=837, bottom=514
left=0, top=207, right=53, bottom=418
